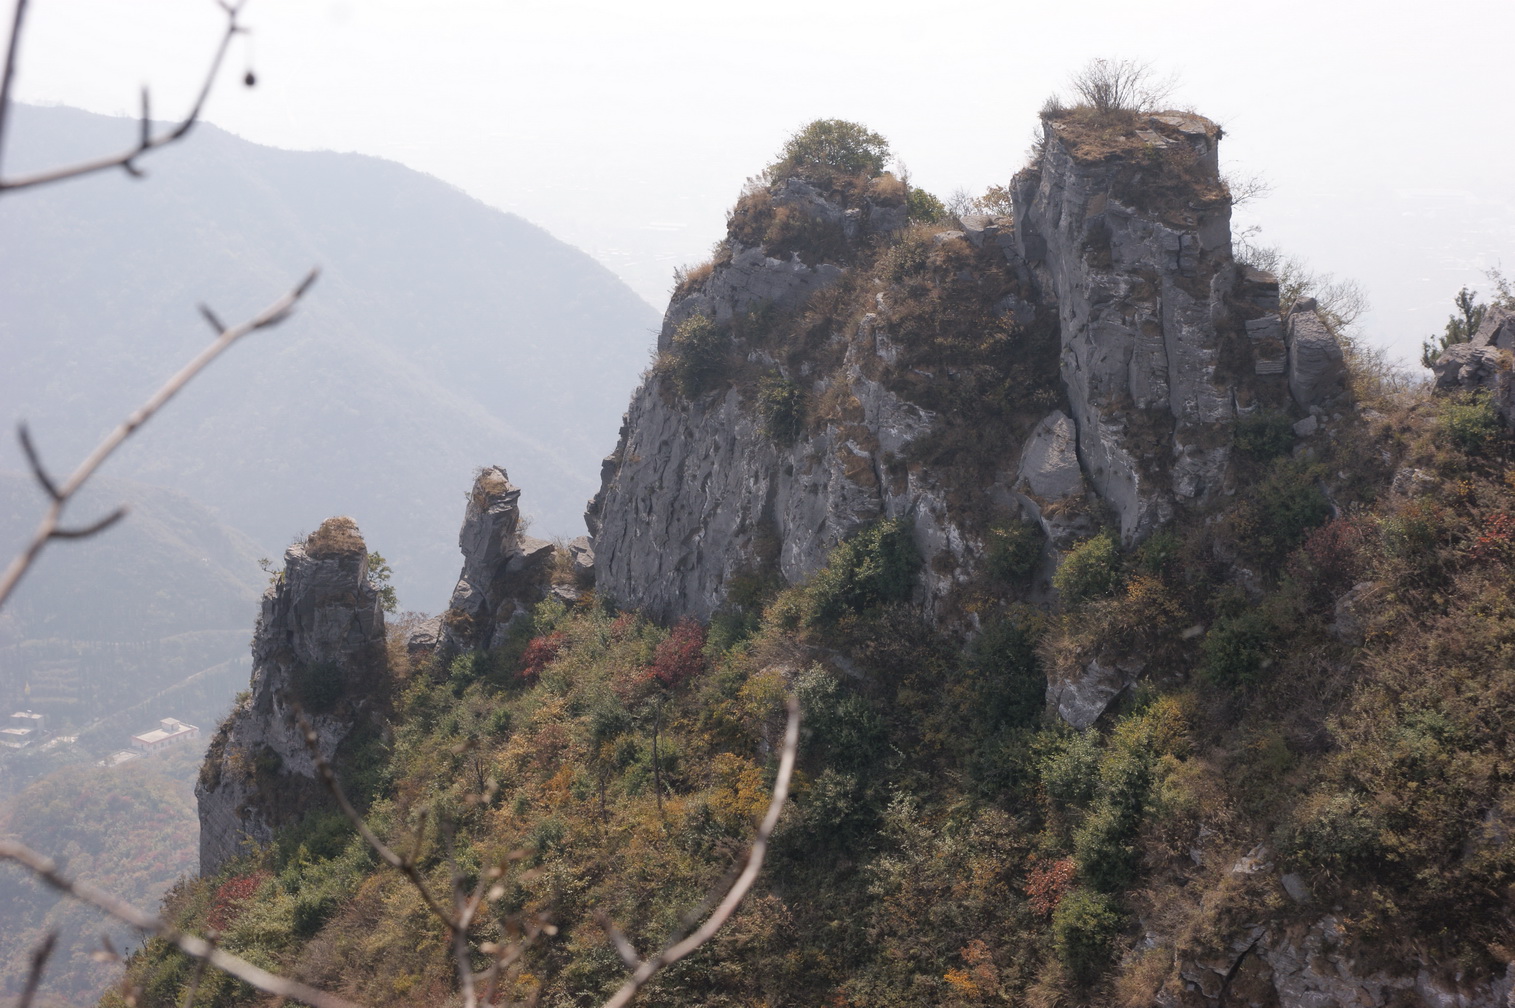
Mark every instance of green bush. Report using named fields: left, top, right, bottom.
left=1200, top=609, right=1277, bottom=688
left=669, top=313, right=727, bottom=398
left=1233, top=458, right=1332, bottom=568
left=1234, top=410, right=1296, bottom=461
left=1051, top=886, right=1122, bottom=982
left=1053, top=531, right=1121, bottom=606
left=772, top=119, right=890, bottom=179
left=985, top=522, right=1043, bottom=583
left=755, top=375, right=806, bottom=444
left=905, top=186, right=947, bottom=223
left=808, top=518, right=919, bottom=625
left=1439, top=390, right=1502, bottom=455
left=1133, top=528, right=1181, bottom=574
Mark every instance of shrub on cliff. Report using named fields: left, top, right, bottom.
left=668, top=313, right=727, bottom=398
left=1053, top=531, right=1121, bottom=606
left=804, top=518, right=919, bottom=625
left=755, top=375, right=806, bottom=444
left=771, top=119, right=890, bottom=180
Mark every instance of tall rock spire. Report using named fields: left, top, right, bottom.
left=197, top=517, right=388, bottom=876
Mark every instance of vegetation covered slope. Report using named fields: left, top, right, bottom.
left=98, top=112, right=1514, bottom=1006
left=112, top=374, right=1514, bottom=1005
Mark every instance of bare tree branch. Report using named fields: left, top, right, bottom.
left=0, top=839, right=366, bottom=1008
left=0, top=0, right=250, bottom=193
left=598, top=695, right=800, bottom=1008
left=0, top=268, right=319, bottom=611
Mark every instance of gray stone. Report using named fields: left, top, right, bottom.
left=1049, top=657, right=1141, bottom=730
left=1280, top=872, right=1312, bottom=904
left=1331, top=581, right=1378, bottom=645
left=1433, top=340, right=1515, bottom=428
left=568, top=535, right=595, bottom=585
left=1011, top=110, right=1243, bottom=542
left=406, top=616, right=441, bottom=656
left=1391, top=466, right=1435, bottom=496
left=1470, top=304, right=1515, bottom=350
left=1286, top=305, right=1347, bottom=410
left=1017, top=411, right=1085, bottom=500
left=1292, top=414, right=1319, bottom=437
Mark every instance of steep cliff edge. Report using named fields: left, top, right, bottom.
left=196, top=517, right=389, bottom=875
left=590, top=108, right=1341, bottom=622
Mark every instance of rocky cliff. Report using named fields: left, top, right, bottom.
left=437, top=466, right=558, bottom=656
left=590, top=108, right=1344, bottom=622
left=196, top=517, right=389, bottom=875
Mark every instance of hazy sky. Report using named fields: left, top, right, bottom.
left=7, top=0, right=1513, bottom=366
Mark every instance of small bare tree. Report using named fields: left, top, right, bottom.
left=1065, top=58, right=1176, bottom=115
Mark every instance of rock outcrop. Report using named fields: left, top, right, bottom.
left=197, top=517, right=389, bottom=875
left=1012, top=111, right=1284, bottom=542
left=591, top=108, right=1334, bottom=625
left=439, top=467, right=556, bottom=654
left=1173, top=913, right=1514, bottom=1008
left=1434, top=304, right=1515, bottom=426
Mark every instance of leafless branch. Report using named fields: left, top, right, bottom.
left=597, top=695, right=800, bottom=1008
left=0, top=268, right=318, bottom=611
left=0, top=0, right=250, bottom=193
left=0, top=839, right=366, bottom=1008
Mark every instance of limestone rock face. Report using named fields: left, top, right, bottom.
left=592, top=110, right=1331, bottom=628
left=1012, top=111, right=1265, bottom=542
left=590, top=334, right=962, bottom=623
left=440, top=467, right=555, bottom=654
left=197, top=517, right=388, bottom=876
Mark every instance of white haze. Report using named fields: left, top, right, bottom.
left=8, top=0, right=1514, bottom=366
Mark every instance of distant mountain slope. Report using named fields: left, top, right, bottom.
left=0, top=470, right=263, bottom=733
left=0, top=104, right=659, bottom=606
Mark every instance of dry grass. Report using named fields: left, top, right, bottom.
left=306, top=516, right=365, bottom=557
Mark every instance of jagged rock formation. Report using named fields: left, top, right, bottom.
left=591, top=108, right=1338, bottom=624
left=439, top=467, right=556, bottom=654
left=196, top=517, right=388, bottom=875
left=1434, top=304, right=1515, bottom=425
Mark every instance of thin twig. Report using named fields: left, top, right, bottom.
left=597, top=696, right=800, bottom=1008
left=0, top=839, right=366, bottom=1008
left=0, top=1, right=249, bottom=192
left=0, top=267, right=318, bottom=610
left=0, top=0, right=31, bottom=172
